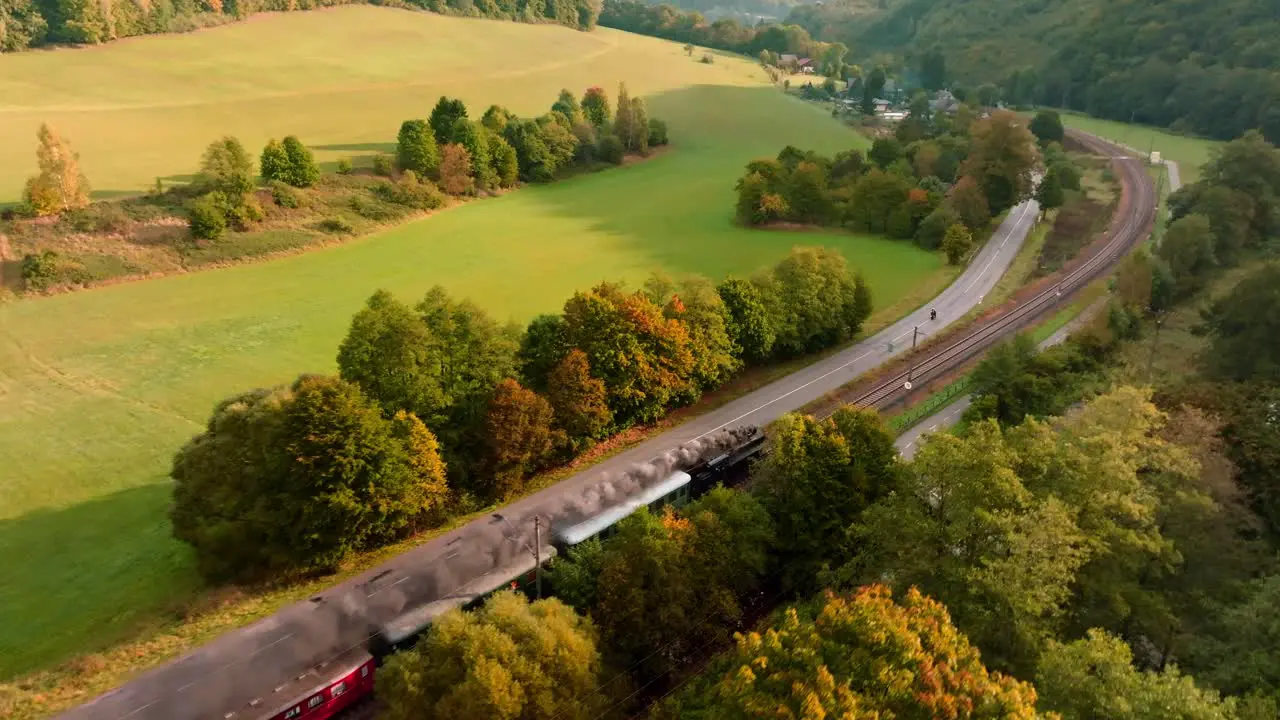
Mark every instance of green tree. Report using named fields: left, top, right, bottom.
left=1158, top=214, right=1216, bottom=297
left=961, top=110, right=1041, bottom=214
left=561, top=281, right=695, bottom=426
left=716, top=276, right=776, bottom=364
left=196, top=136, right=254, bottom=199
left=916, top=205, right=960, bottom=250
left=845, top=168, right=912, bottom=233
left=337, top=290, right=447, bottom=423
left=613, top=82, right=637, bottom=152
left=1036, top=169, right=1065, bottom=213
left=581, top=86, right=610, bottom=128
left=517, top=314, right=569, bottom=392
left=378, top=592, right=603, bottom=720
left=757, top=409, right=897, bottom=591
left=783, top=160, right=831, bottom=224
left=647, top=117, right=669, bottom=147
left=546, top=349, right=612, bottom=444
left=259, top=139, right=289, bottom=185
left=551, top=88, right=580, bottom=118
left=1203, top=263, right=1280, bottom=383
left=942, top=222, right=973, bottom=264
left=188, top=192, right=227, bottom=241
left=397, top=119, right=440, bottom=178
left=1029, top=109, right=1066, bottom=147
left=429, top=96, right=469, bottom=145
left=662, top=587, right=1045, bottom=720
left=280, top=135, right=320, bottom=187
left=169, top=375, right=448, bottom=582
left=868, top=136, right=903, bottom=169
left=480, top=104, right=517, bottom=134
left=1037, top=629, right=1237, bottom=720
left=920, top=47, right=947, bottom=90
left=451, top=118, right=493, bottom=189
left=488, top=135, right=520, bottom=188
left=482, top=379, right=555, bottom=498
left=753, top=247, right=871, bottom=356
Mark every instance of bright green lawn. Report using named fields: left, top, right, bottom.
left=0, top=9, right=944, bottom=677
left=1059, top=111, right=1221, bottom=183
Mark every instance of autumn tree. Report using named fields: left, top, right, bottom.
left=438, top=143, right=475, bottom=195
left=961, top=110, right=1041, bottom=214
left=1037, top=629, right=1237, bottom=720
left=660, top=587, right=1045, bottom=720
left=169, top=375, right=448, bottom=583
left=581, top=86, right=610, bottom=128
left=560, top=282, right=695, bottom=426
left=949, top=174, right=992, bottom=229
left=546, top=349, right=612, bottom=445
left=844, top=421, right=1090, bottom=674
left=942, top=222, right=973, bottom=264
left=716, top=276, right=776, bottom=364
left=483, top=379, right=556, bottom=498
left=397, top=119, right=440, bottom=178
left=378, top=592, right=604, bottom=720
left=21, top=123, right=90, bottom=216
left=429, top=96, right=469, bottom=145
left=644, top=272, right=741, bottom=390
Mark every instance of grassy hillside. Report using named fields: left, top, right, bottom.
left=0, top=7, right=948, bottom=680
left=1060, top=113, right=1221, bottom=184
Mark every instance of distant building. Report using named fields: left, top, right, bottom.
left=931, top=90, right=960, bottom=114
left=797, top=58, right=815, bottom=74
left=779, top=53, right=799, bottom=66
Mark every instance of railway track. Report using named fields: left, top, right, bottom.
left=844, top=130, right=1155, bottom=413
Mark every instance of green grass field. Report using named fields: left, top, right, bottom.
left=0, top=8, right=947, bottom=679
left=1059, top=111, right=1222, bottom=184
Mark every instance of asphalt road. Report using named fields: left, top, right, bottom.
left=894, top=297, right=1108, bottom=460
left=59, top=197, right=1042, bottom=720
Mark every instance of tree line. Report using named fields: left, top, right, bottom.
left=0, top=0, right=602, bottom=52
left=168, top=246, right=872, bottom=582
left=734, top=107, right=1071, bottom=266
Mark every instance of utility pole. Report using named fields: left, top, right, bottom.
left=907, top=326, right=919, bottom=382
left=534, top=516, right=543, bottom=599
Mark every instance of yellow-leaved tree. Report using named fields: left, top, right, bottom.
left=23, top=123, right=90, bottom=216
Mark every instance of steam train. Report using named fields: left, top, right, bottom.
left=235, top=428, right=766, bottom=720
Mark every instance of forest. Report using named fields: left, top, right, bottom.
left=0, top=0, right=602, bottom=51
left=783, top=0, right=1280, bottom=142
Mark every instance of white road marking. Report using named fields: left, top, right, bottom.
left=121, top=701, right=157, bottom=718
left=965, top=203, right=1033, bottom=294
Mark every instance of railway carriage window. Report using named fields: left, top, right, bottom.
left=361, top=666, right=370, bottom=678
left=308, top=695, right=324, bottom=709
left=285, top=707, right=301, bottom=719
left=332, top=682, right=346, bottom=696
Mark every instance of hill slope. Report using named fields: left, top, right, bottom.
left=786, top=0, right=1280, bottom=142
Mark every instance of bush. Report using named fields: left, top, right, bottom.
left=319, top=216, right=355, bottom=234
left=189, top=193, right=228, bottom=241
left=65, top=203, right=131, bottom=234
left=336, top=158, right=353, bottom=175
left=226, top=194, right=264, bottom=229
left=372, top=153, right=396, bottom=177
left=349, top=195, right=404, bottom=222
left=372, top=171, right=446, bottom=211
left=700, top=53, right=714, bottom=64
left=21, top=250, right=60, bottom=290
left=269, top=180, right=303, bottom=209
left=647, top=118, right=669, bottom=147
left=281, top=136, right=320, bottom=188
left=597, top=134, right=625, bottom=165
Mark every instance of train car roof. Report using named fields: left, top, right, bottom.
left=377, top=545, right=557, bottom=644
left=237, top=646, right=371, bottom=720
left=553, top=471, right=692, bottom=547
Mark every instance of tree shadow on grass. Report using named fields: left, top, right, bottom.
left=311, top=142, right=396, bottom=154
left=0, top=483, right=199, bottom=681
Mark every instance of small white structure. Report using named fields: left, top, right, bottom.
left=1150, top=151, right=1162, bottom=165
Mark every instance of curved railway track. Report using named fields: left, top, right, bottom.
left=845, top=130, right=1155, bottom=413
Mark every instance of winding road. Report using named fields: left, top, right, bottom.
left=59, top=132, right=1155, bottom=720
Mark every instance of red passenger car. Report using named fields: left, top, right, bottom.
left=241, top=648, right=375, bottom=720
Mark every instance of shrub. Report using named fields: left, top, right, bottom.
left=281, top=136, right=320, bottom=188
left=370, top=171, right=446, bottom=211
left=372, top=153, right=396, bottom=177
left=700, top=53, right=714, bottom=64
left=597, top=134, right=625, bottom=165
left=336, top=158, right=353, bottom=175
left=66, top=203, right=131, bottom=234
left=350, top=195, right=403, bottom=222
left=260, top=139, right=290, bottom=184
left=269, top=180, right=303, bottom=209
left=189, top=193, right=228, bottom=241
left=647, top=118, right=669, bottom=147
left=397, top=119, right=439, bottom=177
left=226, top=194, right=264, bottom=229
left=319, top=216, right=355, bottom=234
left=21, top=250, right=60, bottom=290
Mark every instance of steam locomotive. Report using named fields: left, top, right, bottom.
left=235, top=428, right=766, bottom=720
